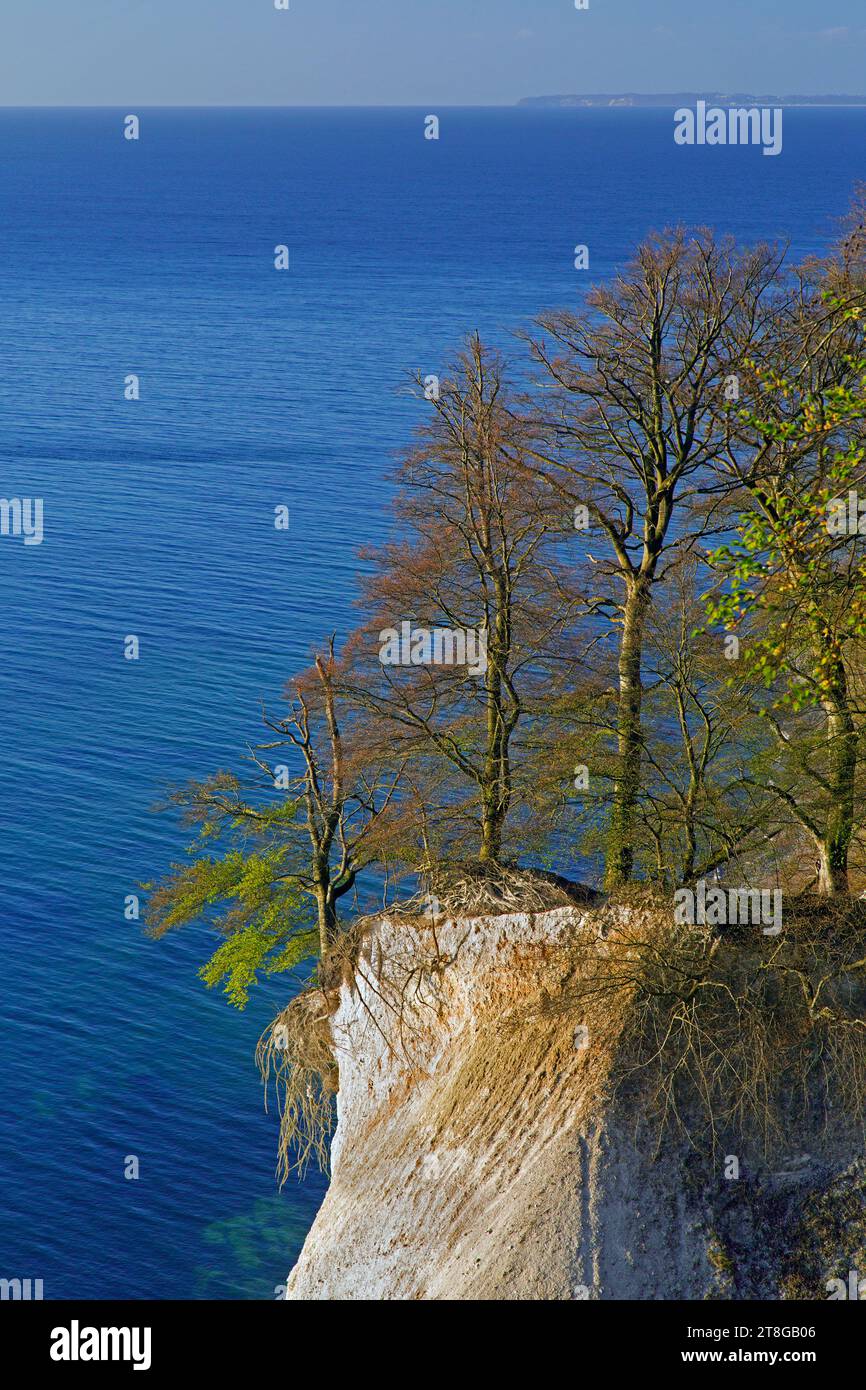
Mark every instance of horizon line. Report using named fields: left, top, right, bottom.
left=3, top=95, right=866, bottom=111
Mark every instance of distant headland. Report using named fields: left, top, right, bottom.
left=518, top=93, right=866, bottom=108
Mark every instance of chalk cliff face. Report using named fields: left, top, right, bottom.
left=285, top=906, right=866, bottom=1301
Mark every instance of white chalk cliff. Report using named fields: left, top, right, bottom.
left=285, top=906, right=866, bottom=1300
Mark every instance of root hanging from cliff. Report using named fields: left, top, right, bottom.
left=257, top=914, right=464, bottom=1181
left=520, top=898, right=866, bottom=1162
left=257, top=990, right=339, bottom=1183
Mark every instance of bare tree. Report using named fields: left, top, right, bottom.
left=525, top=229, right=783, bottom=888
left=341, top=335, right=580, bottom=869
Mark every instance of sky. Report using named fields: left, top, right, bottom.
left=1, top=0, right=866, bottom=106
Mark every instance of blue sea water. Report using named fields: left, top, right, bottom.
left=0, top=106, right=863, bottom=1299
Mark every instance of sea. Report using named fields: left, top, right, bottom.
left=0, top=105, right=862, bottom=1298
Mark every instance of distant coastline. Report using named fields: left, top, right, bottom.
left=518, top=93, right=866, bottom=109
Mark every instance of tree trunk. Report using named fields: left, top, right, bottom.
left=816, top=844, right=848, bottom=896
left=605, top=578, right=651, bottom=889
left=479, top=802, right=503, bottom=865
left=479, top=698, right=507, bottom=865
left=479, top=595, right=514, bottom=867
left=817, top=671, right=857, bottom=896
left=314, top=880, right=338, bottom=959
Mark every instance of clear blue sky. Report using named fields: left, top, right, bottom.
left=2, top=0, right=865, bottom=106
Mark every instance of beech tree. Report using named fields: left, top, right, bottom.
left=526, top=229, right=783, bottom=888
left=706, top=363, right=866, bottom=895
left=714, top=220, right=866, bottom=510
left=633, top=557, right=780, bottom=886
left=146, top=641, right=402, bottom=1001
left=341, top=335, right=580, bottom=869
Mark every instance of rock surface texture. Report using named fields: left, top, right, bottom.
left=285, top=906, right=866, bottom=1300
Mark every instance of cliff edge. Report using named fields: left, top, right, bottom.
left=285, top=904, right=866, bottom=1300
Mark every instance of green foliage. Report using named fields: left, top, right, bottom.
left=705, top=362, right=866, bottom=710
left=146, top=785, right=322, bottom=1008
left=199, top=919, right=318, bottom=1009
